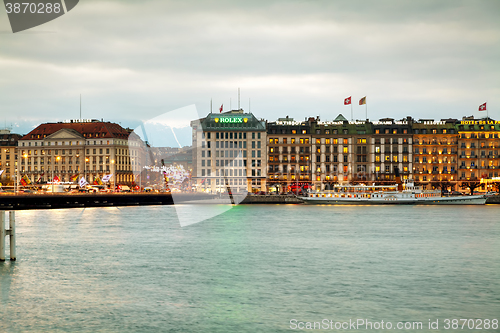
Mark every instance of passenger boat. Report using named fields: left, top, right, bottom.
left=302, top=170, right=487, bottom=205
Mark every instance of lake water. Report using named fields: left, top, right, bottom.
left=1, top=205, right=499, bottom=332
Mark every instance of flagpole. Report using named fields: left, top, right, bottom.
left=351, top=103, right=353, bottom=121
left=366, top=101, right=368, bottom=121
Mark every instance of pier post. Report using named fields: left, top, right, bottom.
left=0, top=211, right=5, bottom=261
left=0, top=211, right=16, bottom=261
left=9, top=211, right=16, bottom=261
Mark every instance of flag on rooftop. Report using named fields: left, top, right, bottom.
left=344, top=96, right=351, bottom=105
left=359, top=96, right=366, bottom=105
left=479, top=102, right=487, bottom=111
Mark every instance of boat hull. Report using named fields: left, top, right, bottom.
left=301, top=195, right=487, bottom=205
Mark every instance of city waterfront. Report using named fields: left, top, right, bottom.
left=1, top=205, right=499, bottom=332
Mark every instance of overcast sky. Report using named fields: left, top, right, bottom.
left=1, top=0, right=499, bottom=146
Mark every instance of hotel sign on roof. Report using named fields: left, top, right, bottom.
left=460, top=120, right=500, bottom=125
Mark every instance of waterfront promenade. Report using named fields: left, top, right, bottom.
left=0, top=192, right=498, bottom=209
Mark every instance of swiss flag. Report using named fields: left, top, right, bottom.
left=344, top=96, right=351, bottom=105
left=53, top=176, right=61, bottom=183
left=478, top=102, right=487, bottom=111
left=219, top=104, right=223, bottom=113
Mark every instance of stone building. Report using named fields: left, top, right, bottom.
left=191, top=109, right=267, bottom=193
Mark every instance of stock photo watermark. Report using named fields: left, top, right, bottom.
left=4, top=0, right=79, bottom=33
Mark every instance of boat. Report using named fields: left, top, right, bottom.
left=302, top=169, right=487, bottom=205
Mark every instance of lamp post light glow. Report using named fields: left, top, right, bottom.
left=111, top=160, right=115, bottom=192
left=52, top=156, right=60, bottom=193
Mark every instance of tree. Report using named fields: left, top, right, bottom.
left=460, top=181, right=482, bottom=195
left=491, top=181, right=500, bottom=193
left=431, top=181, right=454, bottom=195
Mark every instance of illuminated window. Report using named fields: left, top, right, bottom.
left=343, top=139, right=348, bottom=144
left=300, top=139, right=304, bottom=144
left=283, top=138, right=287, bottom=144
left=270, top=148, right=274, bottom=153
left=403, top=156, right=408, bottom=162
left=291, top=138, right=295, bottom=144
left=333, top=139, right=338, bottom=144
left=375, top=129, right=380, bottom=134
left=375, top=166, right=381, bottom=172
left=343, top=147, right=348, bottom=153
left=325, top=139, right=330, bottom=144
left=393, top=156, right=398, bottom=162
left=316, top=176, right=321, bottom=181
left=375, top=156, right=380, bottom=162
left=316, top=139, right=321, bottom=144
left=385, top=156, right=390, bottom=161
left=302, top=130, right=306, bottom=134
left=375, top=146, right=380, bottom=153
left=305, top=139, right=309, bottom=144
left=274, top=139, right=279, bottom=144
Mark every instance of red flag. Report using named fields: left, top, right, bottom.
left=53, top=176, right=60, bottom=183
left=219, top=104, right=223, bottom=113
left=479, top=102, right=487, bottom=111
left=344, top=96, right=351, bottom=105
left=36, top=173, right=45, bottom=184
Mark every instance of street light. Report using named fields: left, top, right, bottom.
left=111, top=159, right=115, bottom=192
left=52, top=156, right=60, bottom=193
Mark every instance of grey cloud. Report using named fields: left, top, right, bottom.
left=0, top=0, right=499, bottom=141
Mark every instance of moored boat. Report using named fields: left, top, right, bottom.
left=302, top=169, right=487, bottom=205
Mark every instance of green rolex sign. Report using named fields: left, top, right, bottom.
left=214, top=117, right=248, bottom=123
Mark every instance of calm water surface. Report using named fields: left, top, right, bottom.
left=1, top=205, right=499, bottom=332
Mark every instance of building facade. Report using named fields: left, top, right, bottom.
left=264, top=115, right=499, bottom=193
left=191, top=109, right=267, bottom=193
left=266, top=116, right=312, bottom=192
left=457, top=118, right=500, bottom=182
left=0, top=129, right=22, bottom=186
left=18, top=119, right=140, bottom=186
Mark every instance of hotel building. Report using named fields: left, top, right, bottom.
left=18, top=119, right=141, bottom=186
left=371, top=118, right=413, bottom=183
left=267, top=115, right=414, bottom=191
left=456, top=118, right=500, bottom=181
left=266, top=116, right=312, bottom=192
left=0, top=129, right=22, bottom=186
left=412, top=119, right=459, bottom=186
left=191, top=109, right=267, bottom=193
